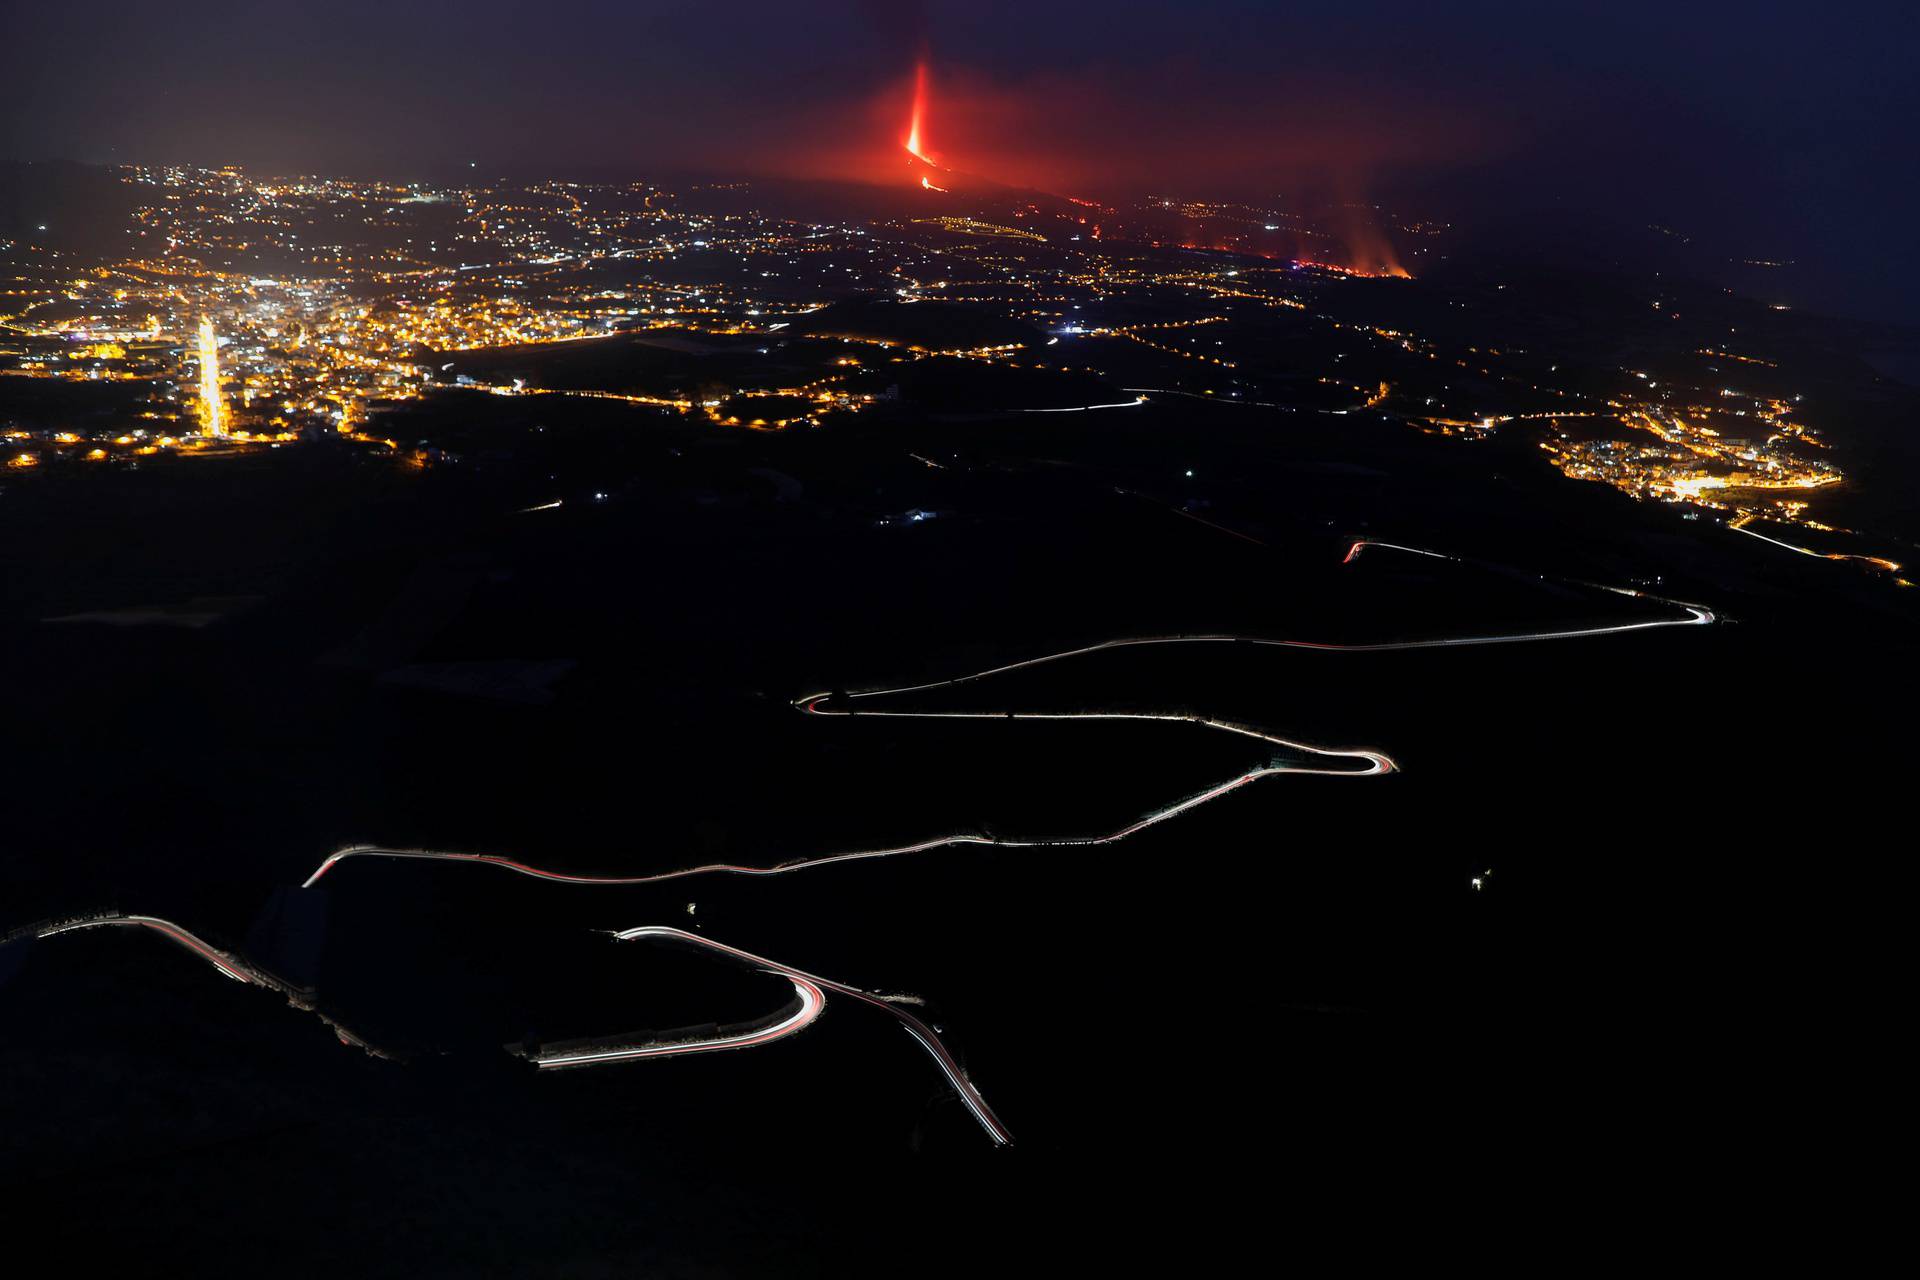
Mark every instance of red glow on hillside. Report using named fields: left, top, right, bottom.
left=741, top=56, right=1433, bottom=276
left=1296, top=258, right=1413, bottom=280
left=734, top=49, right=1506, bottom=227
left=1327, top=209, right=1412, bottom=278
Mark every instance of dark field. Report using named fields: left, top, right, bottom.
left=2, top=382, right=1911, bottom=1273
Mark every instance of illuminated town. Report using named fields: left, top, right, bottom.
left=0, top=161, right=1896, bottom=577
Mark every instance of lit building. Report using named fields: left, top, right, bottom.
left=197, top=317, right=228, bottom=438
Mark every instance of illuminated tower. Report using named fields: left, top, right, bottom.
left=196, top=316, right=228, bottom=438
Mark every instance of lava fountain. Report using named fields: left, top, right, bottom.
left=905, top=60, right=935, bottom=165
left=904, top=57, right=953, bottom=191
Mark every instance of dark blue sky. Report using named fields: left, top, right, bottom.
left=4, top=1, right=1915, bottom=320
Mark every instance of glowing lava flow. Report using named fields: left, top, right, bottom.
left=196, top=317, right=228, bottom=439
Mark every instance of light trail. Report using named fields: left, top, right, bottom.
left=1729, top=521, right=1902, bottom=574
left=1122, top=387, right=1296, bottom=411
left=17, top=911, right=1002, bottom=1139
left=307, top=542, right=1709, bottom=895
left=17, top=911, right=998, bottom=1137
left=25, top=913, right=396, bottom=1057
left=16, top=542, right=1718, bottom=1150
left=801, top=606, right=1713, bottom=716
left=531, top=971, right=826, bottom=1068
left=1344, top=538, right=1453, bottom=566
left=1164, top=503, right=1268, bottom=546
left=1117, top=486, right=1269, bottom=546
left=34, top=914, right=263, bottom=985
left=602, top=927, right=1011, bottom=1145
left=1023, top=397, right=1149, bottom=413
left=303, top=724, right=1387, bottom=893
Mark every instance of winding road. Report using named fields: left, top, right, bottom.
left=526, top=958, right=828, bottom=1069
left=12, top=539, right=1715, bottom=1148
left=33, top=914, right=270, bottom=987
left=551, top=927, right=1013, bottom=1145
left=307, top=542, right=1711, bottom=893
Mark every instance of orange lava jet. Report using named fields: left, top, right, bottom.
left=905, top=61, right=933, bottom=162
left=904, top=57, right=951, bottom=184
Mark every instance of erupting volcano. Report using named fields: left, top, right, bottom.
left=887, top=53, right=1410, bottom=278
left=905, top=60, right=935, bottom=167
left=904, top=59, right=952, bottom=190
left=896, top=57, right=1036, bottom=201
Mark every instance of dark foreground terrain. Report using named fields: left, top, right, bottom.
left=3, top=308, right=1914, bottom=1272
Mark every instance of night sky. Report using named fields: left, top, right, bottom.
left=3, top=0, right=1915, bottom=319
